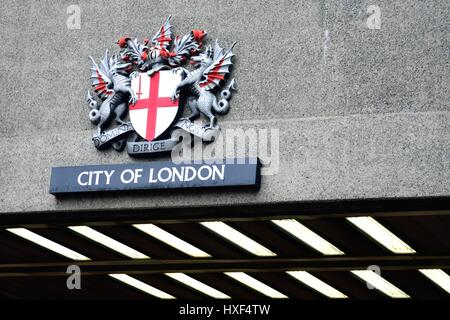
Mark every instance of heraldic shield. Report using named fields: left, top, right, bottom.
left=129, top=70, right=182, bottom=142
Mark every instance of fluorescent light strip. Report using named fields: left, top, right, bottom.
left=68, top=226, right=149, bottom=259
left=166, top=273, right=230, bottom=299
left=225, top=272, right=288, bottom=299
left=419, top=269, right=450, bottom=295
left=6, top=228, right=174, bottom=298
left=286, top=271, right=348, bottom=298
left=346, top=217, right=416, bottom=254
left=6, top=228, right=90, bottom=261
left=200, top=222, right=276, bottom=257
left=133, top=224, right=211, bottom=258
left=272, top=219, right=344, bottom=255
left=109, top=274, right=175, bottom=299
left=351, top=270, right=410, bottom=298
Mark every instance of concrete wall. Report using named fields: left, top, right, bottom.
left=0, top=0, right=448, bottom=213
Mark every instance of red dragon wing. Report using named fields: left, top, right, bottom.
left=199, top=40, right=236, bottom=91
left=151, top=16, right=173, bottom=50
left=89, top=49, right=113, bottom=100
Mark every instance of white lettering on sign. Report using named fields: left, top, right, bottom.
left=198, top=166, right=212, bottom=181
left=77, top=172, right=89, bottom=186
left=213, top=165, right=225, bottom=180
left=185, top=167, right=196, bottom=182
left=158, top=168, right=172, bottom=183
left=148, top=165, right=225, bottom=183
left=120, top=169, right=143, bottom=184
left=104, top=170, right=114, bottom=185
left=77, top=170, right=115, bottom=186
left=76, top=165, right=226, bottom=187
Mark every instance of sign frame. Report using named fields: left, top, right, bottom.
left=49, top=158, right=261, bottom=195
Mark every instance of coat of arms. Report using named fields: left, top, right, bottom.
left=86, top=16, right=237, bottom=155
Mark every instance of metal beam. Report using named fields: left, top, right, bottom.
left=0, top=255, right=449, bottom=277
left=1, top=198, right=450, bottom=227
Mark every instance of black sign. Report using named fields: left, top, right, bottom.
left=50, top=158, right=260, bottom=195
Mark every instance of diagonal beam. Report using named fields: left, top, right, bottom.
left=0, top=255, right=449, bottom=277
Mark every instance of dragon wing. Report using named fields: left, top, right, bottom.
left=121, top=38, right=145, bottom=63
left=168, top=32, right=200, bottom=67
left=151, top=16, right=173, bottom=49
left=89, top=49, right=113, bottom=99
left=199, top=40, right=236, bottom=91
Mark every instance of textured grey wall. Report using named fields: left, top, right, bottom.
left=0, top=0, right=448, bottom=213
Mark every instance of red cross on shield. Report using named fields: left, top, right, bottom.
left=129, top=71, right=182, bottom=141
